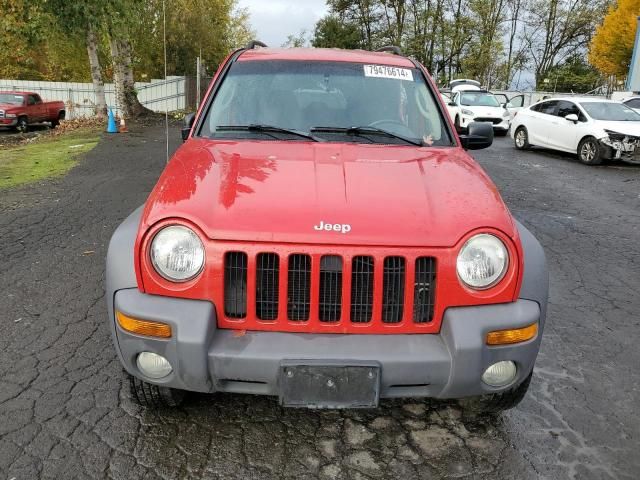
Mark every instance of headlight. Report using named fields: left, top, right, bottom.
left=461, top=109, right=474, bottom=116
left=150, top=225, right=205, bottom=282
left=5, top=113, right=16, bottom=118
left=456, top=234, right=509, bottom=289
left=503, top=110, right=510, bottom=118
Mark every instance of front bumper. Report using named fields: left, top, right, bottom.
left=459, top=115, right=510, bottom=132
left=112, top=288, right=543, bottom=400
left=0, top=118, right=18, bottom=126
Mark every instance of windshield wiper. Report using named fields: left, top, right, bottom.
left=215, top=124, right=321, bottom=141
left=310, top=126, right=423, bottom=146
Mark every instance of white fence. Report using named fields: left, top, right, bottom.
left=0, top=77, right=187, bottom=118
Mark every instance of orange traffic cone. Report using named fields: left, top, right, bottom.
left=119, top=116, right=128, bottom=133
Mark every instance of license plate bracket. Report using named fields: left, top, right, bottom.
left=279, top=361, right=380, bottom=409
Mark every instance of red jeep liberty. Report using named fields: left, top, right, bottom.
left=107, top=43, right=548, bottom=412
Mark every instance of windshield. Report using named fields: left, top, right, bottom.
left=200, top=60, right=451, bottom=146
left=0, top=93, right=24, bottom=105
left=459, top=92, right=500, bottom=107
left=580, top=102, right=640, bottom=121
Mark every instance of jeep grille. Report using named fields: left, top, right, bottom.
left=223, top=251, right=436, bottom=330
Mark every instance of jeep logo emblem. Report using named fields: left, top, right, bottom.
left=313, top=221, right=351, bottom=234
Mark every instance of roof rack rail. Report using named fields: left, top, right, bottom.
left=245, top=40, right=268, bottom=50
left=375, top=46, right=402, bottom=55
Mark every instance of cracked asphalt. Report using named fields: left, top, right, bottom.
left=1, top=125, right=639, bottom=479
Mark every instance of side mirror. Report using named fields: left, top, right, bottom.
left=460, top=121, right=494, bottom=150
left=565, top=114, right=578, bottom=123
left=182, top=113, right=196, bottom=142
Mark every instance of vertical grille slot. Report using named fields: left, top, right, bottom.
left=414, top=257, right=436, bottom=323
left=382, top=256, right=405, bottom=323
left=224, top=252, right=247, bottom=318
left=350, top=256, right=374, bottom=323
left=319, top=255, right=343, bottom=322
left=287, top=254, right=311, bottom=321
left=256, top=253, right=279, bottom=320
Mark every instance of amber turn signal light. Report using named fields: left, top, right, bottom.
left=116, top=311, right=172, bottom=338
left=486, top=323, right=538, bottom=346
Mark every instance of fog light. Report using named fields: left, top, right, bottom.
left=482, top=361, right=517, bottom=387
left=136, top=352, right=172, bottom=379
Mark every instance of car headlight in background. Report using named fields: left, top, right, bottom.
left=461, top=109, right=474, bottom=116
left=502, top=110, right=511, bottom=118
left=457, top=233, right=509, bottom=289
left=150, top=225, right=205, bottom=282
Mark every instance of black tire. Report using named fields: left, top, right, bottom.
left=51, top=112, right=65, bottom=128
left=15, top=116, right=28, bottom=133
left=454, top=115, right=464, bottom=133
left=459, top=371, right=533, bottom=417
left=514, top=126, right=530, bottom=150
left=129, top=374, right=186, bottom=408
left=577, top=136, right=603, bottom=165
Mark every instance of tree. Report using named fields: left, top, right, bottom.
left=283, top=30, right=309, bottom=48
left=522, top=0, right=606, bottom=87
left=544, top=54, right=603, bottom=92
left=589, top=0, right=640, bottom=78
left=312, top=15, right=362, bottom=49
left=40, top=0, right=110, bottom=117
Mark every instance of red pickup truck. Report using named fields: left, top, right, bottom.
left=0, top=91, right=66, bottom=132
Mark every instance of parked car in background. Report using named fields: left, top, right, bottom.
left=107, top=44, right=548, bottom=414
left=511, top=97, right=640, bottom=165
left=622, top=96, right=640, bottom=115
left=0, top=91, right=65, bottom=132
left=446, top=88, right=511, bottom=135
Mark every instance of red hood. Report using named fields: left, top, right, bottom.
left=140, top=138, right=515, bottom=247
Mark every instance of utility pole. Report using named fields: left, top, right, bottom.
left=196, top=55, right=201, bottom=110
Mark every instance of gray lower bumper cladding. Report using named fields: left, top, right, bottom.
left=112, top=288, right=543, bottom=400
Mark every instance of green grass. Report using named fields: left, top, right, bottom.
left=0, top=128, right=101, bottom=189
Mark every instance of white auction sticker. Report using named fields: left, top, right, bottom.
left=364, top=64, right=414, bottom=81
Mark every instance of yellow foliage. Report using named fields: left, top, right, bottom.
left=589, top=0, right=640, bottom=77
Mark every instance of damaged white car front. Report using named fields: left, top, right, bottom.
left=600, top=130, right=640, bottom=163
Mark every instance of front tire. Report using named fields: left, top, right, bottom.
left=129, top=374, right=186, bottom=408
left=15, top=117, right=28, bottom=133
left=51, top=112, right=65, bottom=128
left=577, top=136, right=603, bottom=165
left=459, top=372, right=533, bottom=417
left=514, top=126, right=530, bottom=150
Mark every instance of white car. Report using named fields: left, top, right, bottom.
left=511, top=97, right=640, bottom=165
left=622, top=96, right=640, bottom=115
left=446, top=89, right=511, bottom=135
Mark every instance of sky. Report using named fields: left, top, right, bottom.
left=237, top=0, right=329, bottom=47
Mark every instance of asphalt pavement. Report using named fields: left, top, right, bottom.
left=0, top=126, right=638, bottom=479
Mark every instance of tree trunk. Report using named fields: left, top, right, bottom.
left=109, top=35, right=151, bottom=119
left=86, top=24, right=107, bottom=119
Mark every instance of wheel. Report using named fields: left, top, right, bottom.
left=129, top=374, right=186, bottom=407
left=514, top=127, right=530, bottom=150
left=459, top=371, right=533, bottom=417
left=577, top=136, right=603, bottom=165
left=454, top=115, right=464, bottom=133
left=51, top=112, right=65, bottom=128
left=15, top=117, right=28, bottom=133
